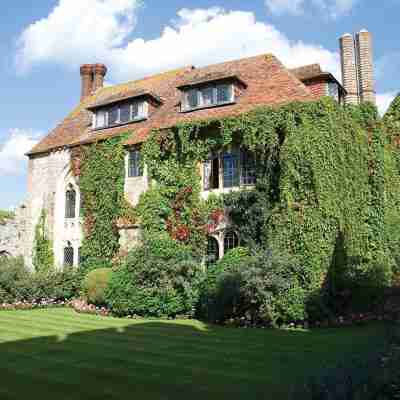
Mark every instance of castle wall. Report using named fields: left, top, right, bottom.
left=25, top=149, right=71, bottom=269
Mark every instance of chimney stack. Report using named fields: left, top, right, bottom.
left=339, top=30, right=376, bottom=106
left=339, top=33, right=359, bottom=105
left=355, top=29, right=376, bottom=104
left=80, top=64, right=94, bottom=101
left=80, top=63, right=107, bottom=101
left=93, top=64, right=107, bottom=92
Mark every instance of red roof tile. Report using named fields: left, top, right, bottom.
left=28, top=54, right=316, bottom=156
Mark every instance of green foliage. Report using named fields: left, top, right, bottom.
left=105, top=233, right=203, bottom=317
left=75, top=96, right=400, bottom=322
left=140, top=97, right=395, bottom=314
left=32, top=210, right=54, bottom=272
left=201, top=248, right=309, bottom=325
left=0, top=256, right=81, bottom=303
left=0, top=209, right=14, bottom=223
left=79, top=135, right=135, bottom=269
left=0, top=257, right=29, bottom=303
left=83, top=268, right=112, bottom=305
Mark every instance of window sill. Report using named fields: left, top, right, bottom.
left=201, top=185, right=255, bottom=197
left=92, top=117, right=148, bottom=131
left=180, top=101, right=236, bottom=113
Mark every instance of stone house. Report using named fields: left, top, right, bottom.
left=19, top=30, right=375, bottom=269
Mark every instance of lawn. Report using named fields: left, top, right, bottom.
left=0, top=308, right=388, bottom=400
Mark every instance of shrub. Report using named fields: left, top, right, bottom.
left=201, top=248, right=310, bottom=325
left=0, top=257, right=82, bottom=303
left=197, top=247, right=252, bottom=320
left=80, top=258, right=113, bottom=273
left=0, top=257, right=29, bottom=303
left=83, top=268, right=113, bottom=305
left=105, top=233, right=203, bottom=317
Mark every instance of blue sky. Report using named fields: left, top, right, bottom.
left=0, top=0, right=399, bottom=209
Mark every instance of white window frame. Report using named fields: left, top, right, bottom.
left=93, top=100, right=148, bottom=129
left=202, top=148, right=256, bottom=192
left=183, top=83, right=234, bottom=111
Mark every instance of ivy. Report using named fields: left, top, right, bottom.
left=75, top=96, right=400, bottom=297
left=78, top=135, right=135, bottom=269
left=139, top=97, right=397, bottom=294
left=33, top=210, right=54, bottom=272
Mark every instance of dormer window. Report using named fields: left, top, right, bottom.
left=92, top=100, right=148, bottom=129
left=182, top=83, right=234, bottom=112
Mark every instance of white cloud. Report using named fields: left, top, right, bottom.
left=265, top=0, right=305, bottom=15
left=16, top=4, right=341, bottom=83
left=16, top=0, right=141, bottom=72
left=0, top=129, right=42, bottom=175
left=265, top=0, right=358, bottom=18
left=376, top=92, right=397, bottom=116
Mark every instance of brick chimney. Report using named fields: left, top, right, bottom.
left=339, top=33, right=359, bottom=105
left=80, top=64, right=94, bottom=101
left=355, top=29, right=376, bottom=104
left=93, top=63, right=107, bottom=92
left=80, top=63, right=107, bottom=101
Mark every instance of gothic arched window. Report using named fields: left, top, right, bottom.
left=64, top=246, right=74, bottom=267
left=224, top=231, right=239, bottom=253
left=206, top=236, right=220, bottom=266
left=65, top=188, right=76, bottom=219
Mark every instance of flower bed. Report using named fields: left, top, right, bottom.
left=70, top=298, right=110, bottom=317
left=0, top=299, right=69, bottom=311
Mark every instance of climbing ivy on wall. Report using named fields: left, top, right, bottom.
left=33, top=210, right=54, bottom=272
left=139, top=97, right=397, bottom=293
left=382, top=94, right=400, bottom=277
left=76, top=96, right=400, bottom=294
left=78, top=135, right=135, bottom=269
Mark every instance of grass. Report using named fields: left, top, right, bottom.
left=0, top=308, right=388, bottom=400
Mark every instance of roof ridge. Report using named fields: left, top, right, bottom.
left=93, top=66, right=193, bottom=97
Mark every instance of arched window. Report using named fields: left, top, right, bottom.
left=64, top=245, right=74, bottom=267
left=224, top=231, right=239, bottom=253
left=206, top=237, right=220, bottom=266
left=65, top=188, right=76, bottom=219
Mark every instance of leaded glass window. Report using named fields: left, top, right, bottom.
left=223, top=151, right=240, bottom=188
left=120, top=103, right=131, bottom=123
left=187, top=89, right=198, bottom=109
left=206, top=237, right=220, bottom=266
left=224, top=231, right=239, bottom=253
left=217, top=84, right=232, bottom=103
left=64, top=246, right=74, bottom=267
left=200, top=86, right=214, bottom=106
left=128, top=150, right=142, bottom=177
left=241, top=149, right=256, bottom=185
left=108, top=106, right=119, bottom=125
left=183, top=83, right=234, bottom=111
left=65, top=189, right=76, bottom=219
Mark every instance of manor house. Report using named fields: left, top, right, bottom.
left=19, top=30, right=375, bottom=268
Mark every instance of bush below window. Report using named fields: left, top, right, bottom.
left=105, top=233, right=204, bottom=317
left=199, top=247, right=310, bottom=325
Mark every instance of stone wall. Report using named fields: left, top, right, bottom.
left=0, top=205, right=29, bottom=259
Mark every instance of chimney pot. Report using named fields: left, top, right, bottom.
left=339, top=34, right=359, bottom=105
left=355, top=30, right=376, bottom=104
left=93, top=63, right=108, bottom=92
left=80, top=64, right=94, bottom=101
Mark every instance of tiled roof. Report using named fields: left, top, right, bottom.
left=28, top=54, right=316, bottom=156
left=290, top=64, right=324, bottom=81
left=290, top=64, right=343, bottom=89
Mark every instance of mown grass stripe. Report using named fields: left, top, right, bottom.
left=0, top=309, right=389, bottom=400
